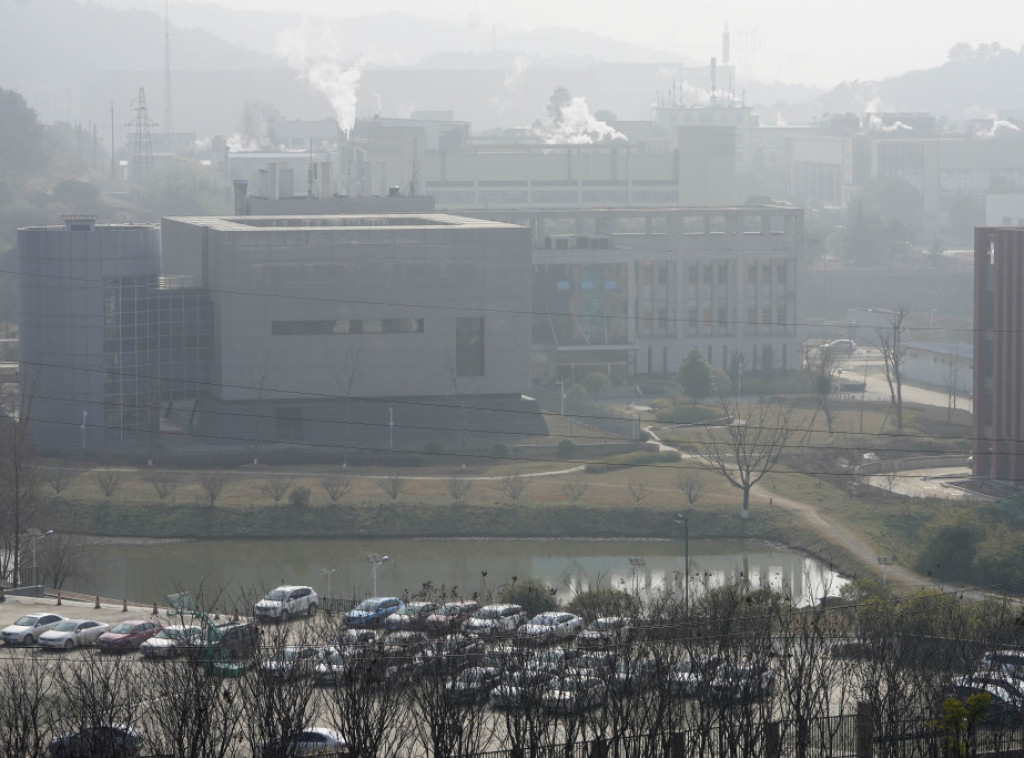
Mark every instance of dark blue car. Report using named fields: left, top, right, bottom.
left=343, top=597, right=404, bottom=628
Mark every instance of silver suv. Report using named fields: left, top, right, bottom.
left=254, top=585, right=318, bottom=623
left=463, top=604, right=527, bottom=638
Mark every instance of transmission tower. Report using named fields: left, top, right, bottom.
left=127, top=88, right=156, bottom=193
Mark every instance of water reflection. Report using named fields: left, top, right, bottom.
left=69, top=538, right=845, bottom=610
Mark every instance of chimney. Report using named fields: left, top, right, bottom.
left=233, top=180, right=249, bottom=215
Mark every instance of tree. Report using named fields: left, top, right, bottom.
left=446, top=472, right=472, bottom=505
left=678, top=348, right=713, bottom=405
left=581, top=370, right=610, bottom=398
left=144, top=473, right=179, bottom=503
left=198, top=472, right=230, bottom=507
left=93, top=466, right=123, bottom=500
left=674, top=470, right=706, bottom=505
left=497, top=576, right=559, bottom=616
left=320, top=474, right=352, bottom=504
left=877, top=305, right=909, bottom=432
left=376, top=472, right=406, bottom=501
left=0, top=88, right=47, bottom=174
left=561, top=475, right=589, bottom=503
left=804, top=346, right=840, bottom=441
left=497, top=470, right=527, bottom=503
left=627, top=479, right=649, bottom=505
left=44, top=463, right=75, bottom=498
left=244, top=355, right=275, bottom=465
left=259, top=477, right=293, bottom=506
left=698, top=399, right=793, bottom=519
left=38, top=533, right=91, bottom=591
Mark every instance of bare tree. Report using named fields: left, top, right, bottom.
left=0, top=653, right=58, bottom=756
left=698, top=399, right=793, bottom=519
left=674, top=469, right=706, bottom=505
left=376, top=472, right=406, bottom=501
left=38, top=533, right=93, bottom=590
left=335, top=344, right=363, bottom=463
left=877, top=304, right=910, bottom=432
left=198, top=472, right=231, bottom=507
left=0, top=415, right=41, bottom=586
left=245, top=354, right=276, bottom=465
left=145, top=472, right=179, bottom=502
left=446, top=472, right=472, bottom=505
left=259, top=476, right=293, bottom=506
left=320, top=473, right=353, bottom=504
left=627, top=478, right=650, bottom=505
left=497, top=470, right=528, bottom=503
left=44, top=462, right=75, bottom=498
left=561, top=474, right=589, bottom=503
left=804, top=345, right=840, bottom=442
left=93, top=466, right=123, bottom=500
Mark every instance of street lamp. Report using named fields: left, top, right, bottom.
left=30, top=529, right=54, bottom=587
left=388, top=407, right=394, bottom=450
left=81, top=411, right=88, bottom=451
left=555, top=380, right=566, bottom=415
left=321, top=568, right=336, bottom=600
left=675, top=514, right=690, bottom=610
left=367, top=553, right=389, bottom=596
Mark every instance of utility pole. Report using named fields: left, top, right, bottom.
left=110, top=101, right=116, bottom=180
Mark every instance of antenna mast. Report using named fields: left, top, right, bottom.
left=164, top=0, right=173, bottom=135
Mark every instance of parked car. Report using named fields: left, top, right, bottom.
left=424, top=600, right=480, bottom=635
left=332, top=628, right=382, bottom=651
left=821, top=339, right=856, bottom=356
left=48, top=724, right=144, bottom=757
left=568, top=651, right=617, bottom=679
left=445, top=666, right=501, bottom=703
left=2, top=613, right=66, bottom=645
left=259, top=645, right=322, bottom=680
left=515, top=612, right=584, bottom=644
left=541, top=675, right=607, bottom=712
left=576, top=617, right=632, bottom=649
left=489, top=669, right=558, bottom=709
left=670, top=655, right=724, bottom=696
left=949, top=673, right=1024, bottom=722
left=253, top=585, right=318, bottom=623
left=39, top=619, right=110, bottom=650
left=210, top=621, right=261, bottom=660
left=463, top=604, right=526, bottom=638
left=978, top=649, right=1024, bottom=679
left=710, top=662, right=776, bottom=701
left=611, top=657, right=661, bottom=691
left=418, top=634, right=486, bottom=671
left=96, top=620, right=162, bottom=653
left=140, top=625, right=205, bottom=659
left=520, top=647, right=581, bottom=676
left=255, top=727, right=349, bottom=757
left=343, top=596, right=403, bottom=628
left=314, top=647, right=356, bottom=686
left=386, top=601, right=440, bottom=631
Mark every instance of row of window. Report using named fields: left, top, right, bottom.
left=271, top=318, right=425, bottom=336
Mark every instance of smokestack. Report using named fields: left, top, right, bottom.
left=710, top=57, right=717, bottom=100
left=233, top=180, right=249, bottom=215
left=722, top=27, right=730, bottom=65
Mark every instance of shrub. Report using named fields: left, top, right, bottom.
left=423, top=441, right=443, bottom=455
left=490, top=442, right=512, bottom=459
left=585, top=450, right=679, bottom=474
left=582, top=371, right=611, bottom=397
left=556, top=439, right=577, bottom=458
left=288, top=485, right=312, bottom=508
left=497, top=577, right=559, bottom=616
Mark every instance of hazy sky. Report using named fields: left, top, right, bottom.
left=170, top=0, right=1022, bottom=87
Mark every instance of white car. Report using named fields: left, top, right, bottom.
left=462, top=604, right=526, bottom=637
left=577, top=617, right=633, bottom=649
left=256, top=727, right=349, bottom=757
left=515, top=612, right=584, bottom=643
left=38, top=619, right=110, bottom=650
left=1, top=613, right=65, bottom=645
left=254, top=585, right=318, bottom=623
left=259, top=646, right=322, bottom=680
left=140, top=625, right=205, bottom=658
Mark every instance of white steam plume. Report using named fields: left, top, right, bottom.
left=977, top=119, right=1021, bottom=137
left=865, top=114, right=913, bottom=132
left=543, top=97, right=627, bottom=144
left=277, top=22, right=362, bottom=133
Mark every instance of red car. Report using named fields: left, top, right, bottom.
left=424, top=601, right=480, bottom=635
left=96, top=620, right=162, bottom=653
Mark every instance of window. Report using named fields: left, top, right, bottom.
left=747, top=265, right=757, bottom=285
left=658, top=265, right=669, bottom=285
left=272, top=318, right=424, bottom=336
left=762, top=264, right=772, bottom=283
left=718, top=308, right=728, bottom=325
left=456, top=317, right=485, bottom=376
left=688, top=265, right=699, bottom=283
left=777, top=307, right=787, bottom=326
left=747, top=308, right=757, bottom=325
left=702, top=265, right=713, bottom=285
left=777, top=263, right=787, bottom=284
left=718, top=263, right=729, bottom=284
left=703, top=307, right=713, bottom=324
left=763, top=308, right=771, bottom=324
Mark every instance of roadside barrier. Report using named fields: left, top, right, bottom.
left=56, top=591, right=61, bottom=606
left=122, top=598, right=128, bottom=612
left=94, top=595, right=100, bottom=609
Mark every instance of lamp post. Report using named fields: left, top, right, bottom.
left=388, top=407, right=394, bottom=450
left=81, top=411, right=88, bottom=451
left=322, top=568, right=336, bottom=600
left=30, top=529, right=54, bottom=587
left=367, top=553, right=389, bottom=596
left=675, top=514, right=690, bottom=611
left=556, top=380, right=566, bottom=415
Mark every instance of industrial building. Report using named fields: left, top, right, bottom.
left=19, top=213, right=542, bottom=451
left=468, top=205, right=804, bottom=382
left=973, top=226, right=1024, bottom=481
